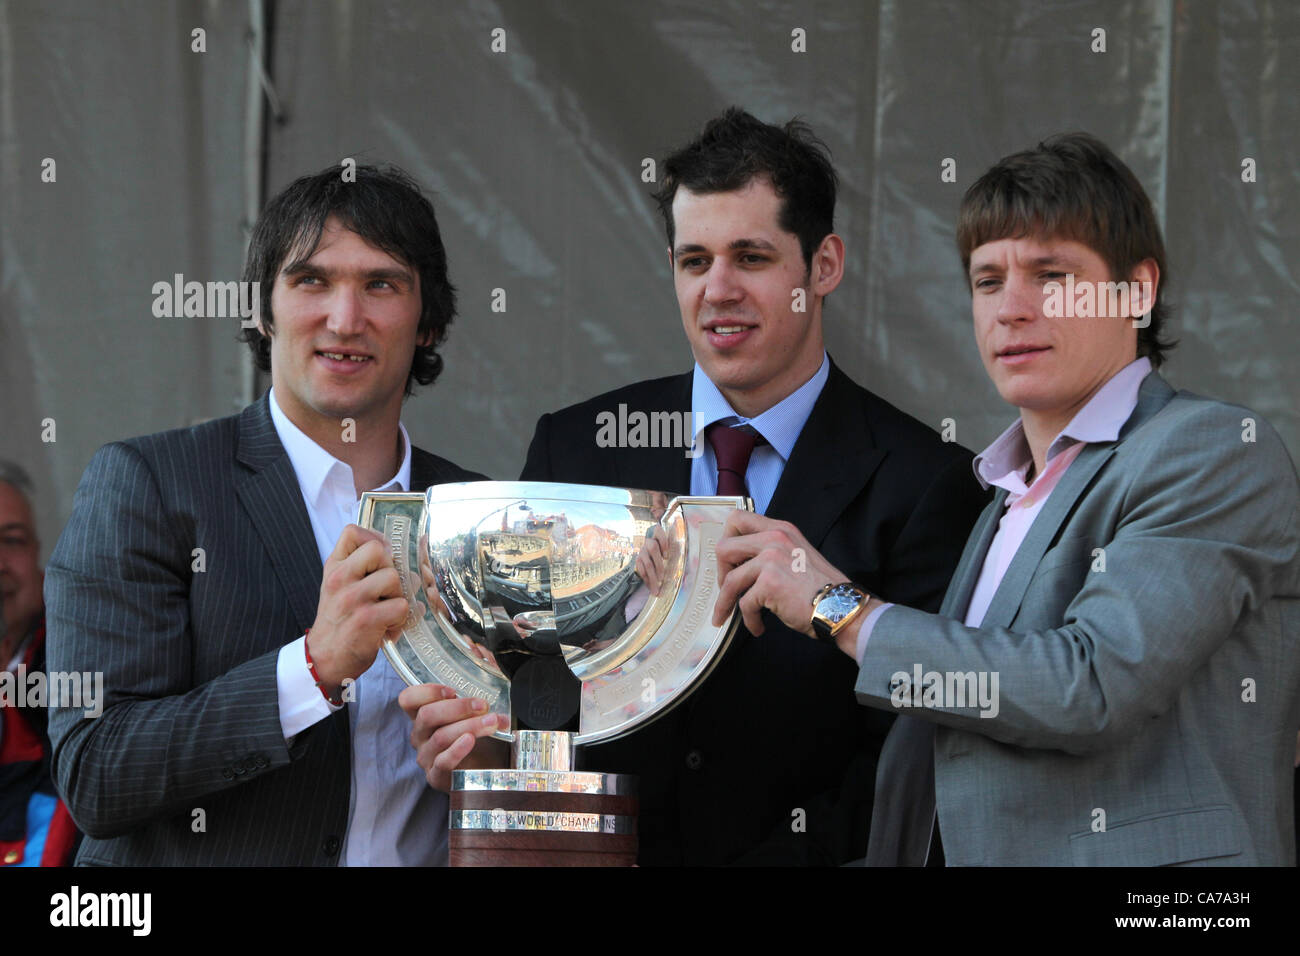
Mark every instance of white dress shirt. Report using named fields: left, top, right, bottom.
left=268, top=388, right=448, bottom=866
left=689, top=352, right=830, bottom=511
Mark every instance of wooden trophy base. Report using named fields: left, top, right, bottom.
left=449, top=770, right=637, bottom=867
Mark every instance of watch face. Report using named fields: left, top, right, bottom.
left=821, top=590, right=860, bottom=623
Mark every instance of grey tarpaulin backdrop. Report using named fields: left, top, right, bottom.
left=2, top=0, right=1297, bottom=559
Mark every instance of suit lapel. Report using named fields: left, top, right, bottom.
left=234, top=393, right=323, bottom=636
left=613, top=372, right=694, bottom=496
left=411, top=453, right=433, bottom=491
left=1119, top=372, right=1177, bottom=441
left=978, top=444, right=1116, bottom=629
left=410, top=450, right=444, bottom=491
left=940, top=494, right=1005, bottom=619
left=766, top=362, right=886, bottom=547
left=979, top=371, right=1178, bottom=629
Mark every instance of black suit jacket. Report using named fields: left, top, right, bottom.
left=44, top=393, right=483, bottom=865
left=521, top=361, right=989, bottom=864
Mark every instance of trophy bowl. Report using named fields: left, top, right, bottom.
left=358, top=481, right=749, bottom=865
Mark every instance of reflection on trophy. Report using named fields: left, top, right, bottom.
left=357, top=481, right=749, bottom=865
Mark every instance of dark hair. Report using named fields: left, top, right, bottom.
left=956, top=132, right=1175, bottom=367
left=240, top=163, right=456, bottom=393
left=653, top=107, right=837, bottom=271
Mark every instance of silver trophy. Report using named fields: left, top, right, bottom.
left=358, top=481, right=748, bottom=865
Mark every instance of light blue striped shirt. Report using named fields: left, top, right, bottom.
left=689, top=353, right=830, bottom=514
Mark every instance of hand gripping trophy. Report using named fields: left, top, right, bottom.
left=359, top=481, right=748, bottom=865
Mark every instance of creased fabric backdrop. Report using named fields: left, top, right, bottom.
left=2, top=0, right=1297, bottom=554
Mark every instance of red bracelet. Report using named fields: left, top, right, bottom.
left=304, top=629, right=344, bottom=707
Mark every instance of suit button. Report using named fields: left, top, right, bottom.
left=232, top=763, right=246, bottom=776
left=684, top=749, right=703, bottom=771
left=254, top=753, right=270, bottom=769
left=323, top=836, right=341, bottom=857
left=221, top=767, right=234, bottom=780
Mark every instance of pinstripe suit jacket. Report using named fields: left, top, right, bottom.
left=43, top=393, right=483, bottom=865
left=860, top=373, right=1300, bottom=865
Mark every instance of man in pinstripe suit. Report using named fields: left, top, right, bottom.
left=44, top=165, right=483, bottom=865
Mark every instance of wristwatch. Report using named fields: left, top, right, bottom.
left=810, top=582, right=870, bottom=644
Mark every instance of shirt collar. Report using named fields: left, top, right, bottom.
left=690, top=352, right=830, bottom=461
left=268, top=387, right=411, bottom=506
left=973, top=356, right=1153, bottom=490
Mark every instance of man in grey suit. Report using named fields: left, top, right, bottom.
left=44, top=164, right=483, bottom=864
left=712, top=132, right=1300, bottom=865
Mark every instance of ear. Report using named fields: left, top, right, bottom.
left=253, top=301, right=272, bottom=339
left=1128, top=258, right=1159, bottom=318
left=416, top=326, right=435, bottom=348
left=666, top=245, right=674, bottom=272
left=809, top=233, right=846, bottom=298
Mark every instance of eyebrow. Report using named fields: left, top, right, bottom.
left=673, top=238, right=779, bottom=258
left=969, top=253, right=1084, bottom=276
left=280, top=262, right=415, bottom=284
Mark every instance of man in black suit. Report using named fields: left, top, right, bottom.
left=402, top=109, right=988, bottom=865
left=45, top=164, right=483, bottom=864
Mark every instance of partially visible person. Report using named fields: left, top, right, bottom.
left=0, top=461, right=79, bottom=866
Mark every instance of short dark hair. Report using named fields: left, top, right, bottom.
left=956, top=132, right=1175, bottom=367
left=653, top=107, right=837, bottom=271
left=240, top=163, right=456, bottom=393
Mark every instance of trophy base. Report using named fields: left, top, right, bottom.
left=449, top=769, right=637, bottom=867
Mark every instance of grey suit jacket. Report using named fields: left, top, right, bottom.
left=860, top=373, right=1300, bottom=866
left=44, top=393, right=483, bottom=865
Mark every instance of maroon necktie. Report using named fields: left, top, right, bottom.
left=706, top=423, right=763, bottom=496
